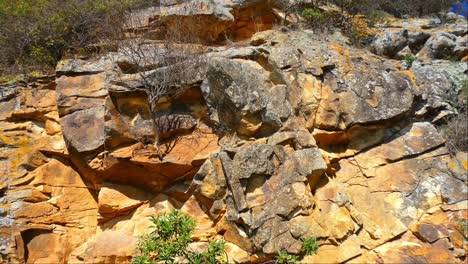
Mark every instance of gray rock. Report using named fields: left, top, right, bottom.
left=60, top=106, right=106, bottom=153
left=268, top=130, right=317, bottom=150
left=444, top=12, right=459, bottom=23
left=418, top=32, right=457, bottom=59
left=316, top=64, right=415, bottom=130
left=370, top=29, right=408, bottom=58
left=192, top=153, right=228, bottom=200
left=232, top=144, right=275, bottom=179
left=201, top=57, right=286, bottom=135
left=407, top=31, right=431, bottom=54
left=453, top=37, right=468, bottom=59
left=294, top=148, right=327, bottom=179
left=411, top=60, right=467, bottom=116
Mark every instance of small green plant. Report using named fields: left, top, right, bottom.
left=190, top=240, right=227, bottom=264
left=301, top=236, right=319, bottom=255
left=301, top=8, right=325, bottom=27
left=132, top=210, right=226, bottom=264
left=447, top=55, right=460, bottom=62
left=404, top=54, right=416, bottom=67
left=276, top=250, right=299, bottom=264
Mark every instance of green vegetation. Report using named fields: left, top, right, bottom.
left=440, top=75, right=468, bottom=154
left=275, top=236, right=319, bottom=263
left=190, top=240, right=226, bottom=264
left=132, top=210, right=226, bottom=264
left=0, top=0, right=457, bottom=77
left=447, top=55, right=461, bottom=62
left=276, top=250, right=300, bottom=264
left=404, top=54, right=416, bottom=67
left=0, top=0, right=153, bottom=76
left=367, top=10, right=391, bottom=27
left=301, top=236, right=319, bottom=256
left=291, top=0, right=456, bottom=44
left=302, top=8, right=325, bottom=27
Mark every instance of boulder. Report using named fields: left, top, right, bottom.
left=418, top=32, right=457, bottom=60
left=69, top=231, right=138, bottom=263
left=370, top=29, right=408, bottom=58
left=453, top=36, right=468, bottom=60
left=411, top=60, right=468, bottom=117
left=201, top=57, right=285, bottom=136
left=98, top=183, right=151, bottom=219
left=60, top=106, right=106, bottom=153
left=407, top=31, right=431, bottom=54
left=315, top=57, right=415, bottom=130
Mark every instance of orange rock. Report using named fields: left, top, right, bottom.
left=69, top=230, right=138, bottom=263
left=181, top=195, right=216, bottom=240
left=98, top=183, right=151, bottom=220
left=21, top=231, right=64, bottom=264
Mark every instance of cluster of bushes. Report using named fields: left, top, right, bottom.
left=296, top=0, right=375, bottom=43
left=0, top=0, right=154, bottom=77
left=372, top=0, right=459, bottom=18
left=327, top=0, right=458, bottom=18
left=286, top=0, right=458, bottom=43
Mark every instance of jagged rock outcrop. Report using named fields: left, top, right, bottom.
left=0, top=3, right=467, bottom=263
left=131, top=0, right=279, bottom=43
left=371, top=15, right=468, bottom=61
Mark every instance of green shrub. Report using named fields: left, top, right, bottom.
left=0, top=0, right=153, bottom=75
left=301, top=236, right=319, bottom=255
left=367, top=10, right=391, bottom=27
left=190, top=240, right=226, bottom=264
left=132, top=210, right=226, bottom=264
left=404, top=54, right=416, bottom=67
left=301, top=8, right=325, bottom=26
left=276, top=250, right=299, bottom=264
left=447, top=55, right=461, bottom=62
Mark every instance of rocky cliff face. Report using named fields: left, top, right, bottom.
left=0, top=1, right=467, bottom=263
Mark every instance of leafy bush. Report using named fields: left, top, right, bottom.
left=0, top=0, right=152, bottom=75
left=301, top=236, right=319, bottom=256
left=367, top=10, right=391, bottom=27
left=132, top=210, right=226, bottom=264
left=276, top=250, right=299, bottom=264
left=302, top=8, right=325, bottom=26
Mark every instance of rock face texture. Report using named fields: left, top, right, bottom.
left=0, top=2, right=467, bottom=263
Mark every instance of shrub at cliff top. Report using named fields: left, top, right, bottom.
left=0, top=0, right=152, bottom=76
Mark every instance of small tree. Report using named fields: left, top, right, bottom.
left=114, top=8, right=207, bottom=158
left=132, top=210, right=226, bottom=264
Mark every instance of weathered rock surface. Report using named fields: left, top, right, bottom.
left=1, top=6, right=467, bottom=264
